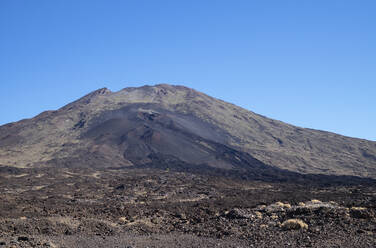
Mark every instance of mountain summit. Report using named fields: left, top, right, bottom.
left=1, top=84, right=375, bottom=179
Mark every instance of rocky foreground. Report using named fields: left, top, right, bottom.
left=0, top=167, right=375, bottom=247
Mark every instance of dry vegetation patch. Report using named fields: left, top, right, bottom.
left=281, top=219, right=308, bottom=230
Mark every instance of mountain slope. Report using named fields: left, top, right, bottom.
left=0, top=84, right=375, bottom=178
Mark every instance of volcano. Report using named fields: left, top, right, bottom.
left=0, top=84, right=375, bottom=179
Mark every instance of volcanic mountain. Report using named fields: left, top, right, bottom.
left=1, top=84, right=375, bottom=179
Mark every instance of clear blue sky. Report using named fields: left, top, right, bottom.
left=1, top=0, right=375, bottom=141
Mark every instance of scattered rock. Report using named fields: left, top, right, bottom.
left=0, top=167, right=375, bottom=247
left=43, top=241, right=56, bottom=247
left=115, top=184, right=125, bottom=190
left=225, top=208, right=253, bottom=219
left=17, top=236, right=29, bottom=242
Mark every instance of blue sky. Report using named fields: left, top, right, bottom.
left=0, top=0, right=375, bottom=141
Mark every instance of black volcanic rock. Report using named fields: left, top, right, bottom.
left=0, top=84, right=375, bottom=179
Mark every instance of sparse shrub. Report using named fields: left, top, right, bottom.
left=118, top=217, right=127, bottom=223
left=275, top=201, right=284, bottom=207
left=258, top=204, right=267, bottom=210
left=281, top=219, right=308, bottom=230
left=271, top=214, right=278, bottom=220
left=265, top=201, right=292, bottom=213
left=351, top=207, right=366, bottom=211
left=255, top=211, right=263, bottom=219
left=275, top=201, right=291, bottom=209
